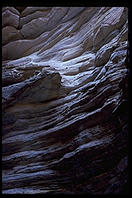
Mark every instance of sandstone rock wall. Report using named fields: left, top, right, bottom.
left=2, top=7, right=129, bottom=194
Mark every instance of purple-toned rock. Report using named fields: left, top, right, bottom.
left=2, top=7, right=128, bottom=195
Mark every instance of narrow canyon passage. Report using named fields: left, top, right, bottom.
left=2, top=6, right=129, bottom=194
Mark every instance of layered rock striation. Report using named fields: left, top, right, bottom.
left=2, top=7, right=129, bottom=194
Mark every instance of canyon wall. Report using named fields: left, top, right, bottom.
left=2, top=7, right=129, bottom=194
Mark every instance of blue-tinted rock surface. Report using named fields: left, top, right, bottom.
left=2, top=7, right=129, bottom=194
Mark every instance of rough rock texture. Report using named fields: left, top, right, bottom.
left=2, top=7, right=129, bottom=194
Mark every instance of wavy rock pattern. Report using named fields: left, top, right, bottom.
left=2, top=7, right=129, bottom=194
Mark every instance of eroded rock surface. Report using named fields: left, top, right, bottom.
left=2, top=7, right=129, bottom=194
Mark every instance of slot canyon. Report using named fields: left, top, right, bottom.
left=2, top=6, right=129, bottom=194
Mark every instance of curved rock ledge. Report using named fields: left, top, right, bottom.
left=2, top=7, right=129, bottom=194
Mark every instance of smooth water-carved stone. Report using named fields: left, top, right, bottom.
left=21, top=7, right=51, bottom=17
left=2, top=7, right=128, bottom=195
left=19, top=10, right=49, bottom=28
left=93, top=7, right=126, bottom=50
left=2, top=26, right=23, bottom=46
left=2, top=7, right=20, bottom=16
left=62, top=7, right=85, bottom=22
left=2, top=9, right=19, bottom=28
left=95, top=42, right=116, bottom=67
left=20, top=17, right=48, bottom=39
left=2, top=68, right=24, bottom=87
left=2, top=70, right=62, bottom=106
left=2, top=40, right=36, bottom=60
